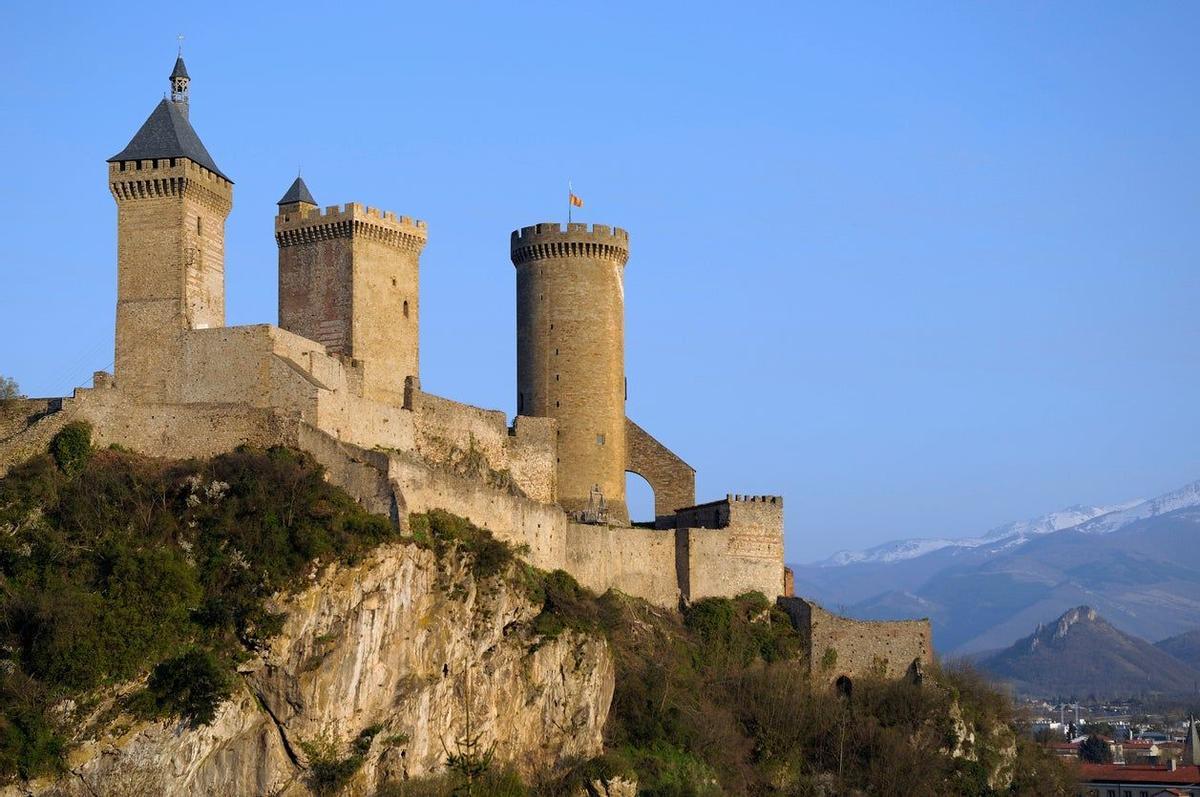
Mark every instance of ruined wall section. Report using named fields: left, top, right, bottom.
left=276, top=203, right=427, bottom=406
left=777, top=597, right=933, bottom=685
left=625, top=417, right=695, bottom=520
left=109, top=159, right=232, bottom=402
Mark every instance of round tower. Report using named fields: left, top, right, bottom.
left=511, top=222, right=630, bottom=524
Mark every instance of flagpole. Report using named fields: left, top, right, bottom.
left=568, top=179, right=572, bottom=224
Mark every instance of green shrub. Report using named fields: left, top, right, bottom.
left=49, top=422, right=91, bottom=476
left=408, top=509, right=518, bottom=580
left=142, top=649, right=232, bottom=726
left=300, top=726, right=380, bottom=794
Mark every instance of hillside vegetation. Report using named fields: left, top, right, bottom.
left=0, top=427, right=1074, bottom=795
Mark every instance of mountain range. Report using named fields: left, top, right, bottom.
left=975, top=606, right=1200, bottom=699
left=790, top=480, right=1200, bottom=654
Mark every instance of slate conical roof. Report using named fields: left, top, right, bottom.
left=107, top=99, right=229, bottom=181
left=170, top=56, right=189, bottom=80
left=278, top=176, right=316, bottom=206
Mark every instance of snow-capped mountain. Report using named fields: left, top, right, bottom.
left=1072, top=480, right=1200, bottom=535
left=791, top=478, right=1200, bottom=655
left=817, top=497, right=1155, bottom=568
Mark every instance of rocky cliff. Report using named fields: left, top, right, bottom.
left=10, top=543, right=612, bottom=796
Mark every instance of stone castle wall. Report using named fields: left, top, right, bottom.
left=777, top=597, right=933, bottom=685
left=675, top=496, right=787, bottom=601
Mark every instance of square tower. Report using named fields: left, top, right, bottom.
left=275, top=185, right=427, bottom=406
left=107, top=58, right=233, bottom=402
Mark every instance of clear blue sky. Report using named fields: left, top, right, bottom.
left=2, top=3, right=1198, bottom=561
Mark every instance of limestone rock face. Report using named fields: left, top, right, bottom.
left=11, top=543, right=612, bottom=796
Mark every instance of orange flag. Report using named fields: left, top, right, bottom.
left=569, top=192, right=584, bottom=208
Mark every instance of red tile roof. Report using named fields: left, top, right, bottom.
left=1079, top=763, right=1200, bottom=785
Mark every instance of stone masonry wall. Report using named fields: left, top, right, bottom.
left=625, top=417, right=695, bottom=520
left=777, top=597, right=933, bottom=685
left=564, top=524, right=680, bottom=607
left=403, top=383, right=557, bottom=504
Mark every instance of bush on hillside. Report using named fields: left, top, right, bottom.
left=49, top=421, right=91, bottom=475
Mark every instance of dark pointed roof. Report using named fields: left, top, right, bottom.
left=107, top=99, right=229, bottom=181
left=170, top=56, right=189, bottom=80
left=278, top=176, right=316, bottom=206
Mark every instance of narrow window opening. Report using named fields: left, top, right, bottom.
left=196, top=216, right=202, bottom=236
left=555, top=400, right=560, bottom=408
left=170, top=158, right=177, bottom=167
left=403, top=300, right=409, bottom=318
left=596, top=434, right=605, bottom=446
left=391, top=277, right=397, bottom=287
left=555, top=374, right=559, bottom=381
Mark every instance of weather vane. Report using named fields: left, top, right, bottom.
left=177, top=33, right=185, bottom=56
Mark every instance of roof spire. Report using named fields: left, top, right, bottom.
left=170, top=37, right=190, bottom=119
left=278, top=176, right=317, bottom=207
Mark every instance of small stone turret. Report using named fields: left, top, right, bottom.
left=511, top=222, right=631, bottom=523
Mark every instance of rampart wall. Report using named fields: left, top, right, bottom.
left=777, top=597, right=932, bottom=685
left=565, top=524, right=680, bottom=607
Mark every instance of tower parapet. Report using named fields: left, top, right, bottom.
left=510, top=223, right=629, bottom=265
left=511, top=221, right=631, bottom=523
left=276, top=194, right=427, bottom=406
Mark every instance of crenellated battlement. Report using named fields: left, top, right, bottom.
left=510, top=222, right=630, bottom=266
left=727, top=494, right=783, bottom=505
left=109, top=158, right=231, bottom=186
left=275, top=202, right=428, bottom=251
left=108, top=159, right=232, bottom=211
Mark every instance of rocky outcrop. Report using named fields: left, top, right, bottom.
left=12, top=543, right=612, bottom=796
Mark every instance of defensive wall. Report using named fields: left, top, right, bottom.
left=0, top=338, right=782, bottom=608
left=777, top=597, right=933, bottom=685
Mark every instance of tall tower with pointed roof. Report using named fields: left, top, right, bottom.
left=107, top=54, right=233, bottom=400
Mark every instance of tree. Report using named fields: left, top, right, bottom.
left=0, top=374, right=22, bottom=403
left=1078, top=734, right=1113, bottom=764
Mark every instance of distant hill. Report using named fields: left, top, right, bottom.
left=975, top=606, right=1200, bottom=699
left=1157, top=629, right=1200, bottom=668
left=790, top=480, right=1200, bottom=654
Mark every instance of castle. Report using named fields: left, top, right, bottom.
left=0, top=56, right=930, bottom=684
